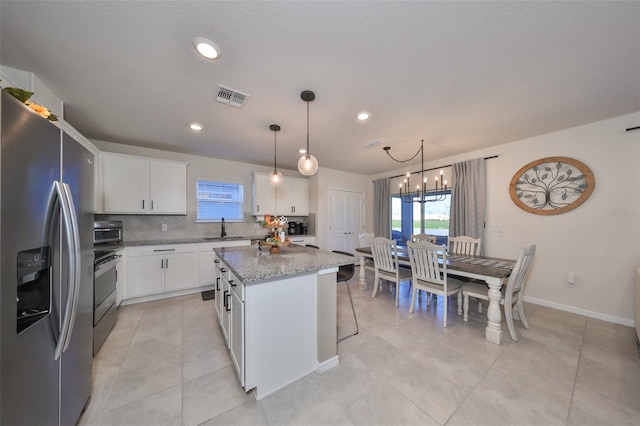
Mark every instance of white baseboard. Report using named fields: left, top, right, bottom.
left=316, top=355, right=339, bottom=373
left=523, top=296, right=635, bottom=328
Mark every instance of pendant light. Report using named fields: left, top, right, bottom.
left=269, top=124, right=283, bottom=186
left=298, top=90, right=319, bottom=176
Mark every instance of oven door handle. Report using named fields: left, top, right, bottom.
left=95, top=256, right=120, bottom=279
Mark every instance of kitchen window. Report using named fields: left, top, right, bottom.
left=196, top=179, right=244, bottom=222
left=391, top=192, right=451, bottom=245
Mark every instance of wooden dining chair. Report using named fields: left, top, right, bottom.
left=358, top=232, right=374, bottom=248
left=447, top=236, right=481, bottom=256
left=333, top=250, right=359, bottom=342
left=407, top=241, right=463, bottom=327
left=462, top=244, right=536, bottom=341
left=358, top=232, right=375, bottom=270
left=410, top=233, right=437, bottom=243
left=448, top=236, right=482, bottom=313
left=371, top=237, right=412, bottom=307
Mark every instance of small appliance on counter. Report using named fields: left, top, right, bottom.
left=288, top=221, right=299, bottom=235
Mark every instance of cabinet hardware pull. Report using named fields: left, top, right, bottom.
left=161, top=259, right=164, bottom=268
left=151, top=200, right=154, bottom=210
left=153, top=248, right=176, bottom=252
left=225, top=292, right=231, bottom=311
left=216, top=277, right=220, bottom=291
left=229, top=279, right=236, bottom=287
left=165, top=258, right=169, bottom=268
left=221, top=268, right=227, bottom=273
left=214, top=259, right=219, bottom=264
left=223, top=290, right=229, bottom=308
left=142, top=200, right=145, bottom=209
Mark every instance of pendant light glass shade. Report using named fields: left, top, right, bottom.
left=269, top=124, right=283, bottom=186
left=298, top=90, right=319, bottom=176
left=297, top=154, right=318, bottom=176
left=269, top=170, right=283, bottom=186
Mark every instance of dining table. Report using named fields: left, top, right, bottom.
left=355, top=246, right=516, bottom=345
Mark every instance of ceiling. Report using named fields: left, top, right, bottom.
left=1, top=1, right=638, bottom=176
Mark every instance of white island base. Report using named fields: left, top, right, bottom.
left=243, top=269, right=339, bottom=400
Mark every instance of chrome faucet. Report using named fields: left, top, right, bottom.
left=220, top=217, right=226, bottom=238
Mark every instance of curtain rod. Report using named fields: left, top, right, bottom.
left=386, top=155, right=499, bottom=179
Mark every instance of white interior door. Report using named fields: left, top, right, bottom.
left=328, top=189, right=364, bottom=253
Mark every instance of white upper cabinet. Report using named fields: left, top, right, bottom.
left=251, top=172, right=276, bottom=216
left=252, top=172, right=309, bottom=216
left=101, top=152, right=187, bottom=214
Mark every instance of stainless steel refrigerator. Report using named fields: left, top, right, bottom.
left=1, top=91, right=94, bottom=425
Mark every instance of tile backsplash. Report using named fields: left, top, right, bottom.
left=94, top=212, right=315, bottom=242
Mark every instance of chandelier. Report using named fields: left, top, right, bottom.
left=383, top=139, right=447, bottom=203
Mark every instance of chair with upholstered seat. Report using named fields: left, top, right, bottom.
left=407, top=241, right=463, bottom=327
left=333, top=250, right=359, bottom=342
left=371, top=237, right=412, bottom=307
left=410, top=233, right=437, bottom=243
left=462, top=244, right=536, bottom=341
left=448, top=236, right=483, bottom=313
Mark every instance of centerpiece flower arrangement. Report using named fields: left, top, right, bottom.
left=3, top=87, right=58, bottom=122
left=260, top=214, right=289, bottom=252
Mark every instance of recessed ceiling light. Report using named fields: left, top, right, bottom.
left=193, top=37, right=221, bottom=60
left=357, top=111, right=370, bottom=121
left=190, top=123, right=203, bottom=131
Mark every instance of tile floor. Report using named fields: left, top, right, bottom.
left=79, top=269, right=640, bottom=425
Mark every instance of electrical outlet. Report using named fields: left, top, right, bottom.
left=566, top=272, right=576, bottom=286
left=162, top=224, right=168, bottom=232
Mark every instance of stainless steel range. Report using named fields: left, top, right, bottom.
left=93, top=220, right=123, bottom=355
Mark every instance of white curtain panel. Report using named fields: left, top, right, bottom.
left=450, top=159, right=486, bottom=254
left=373, top=177, right=391, bottom=239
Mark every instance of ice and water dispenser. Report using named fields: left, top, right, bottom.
left=16, top=247, right=51, bottom=333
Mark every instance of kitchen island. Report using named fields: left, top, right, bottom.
left=213, top=243, right=353, bottom=400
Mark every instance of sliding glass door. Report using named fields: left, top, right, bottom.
left=391, top=192, right=451, bottom=245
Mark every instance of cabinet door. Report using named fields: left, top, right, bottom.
left=252, top=172, right=276, bottom=215
left=102, top=154, right=149, bottom=213
left=149, top=161, right=186, bottom=214
left=275, top=179, right=293, bottom=215
left=164, top=251, right=198, bottom=292
left=230, top=289, right=244, bottom=386
left=291, top=178, right=309, bottom=216
left=126, top=255, right=165, bottom=298
left=214, top=258, right=222, bottom=322
left=221, top=276, right=231, bottom=346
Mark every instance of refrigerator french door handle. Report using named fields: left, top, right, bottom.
left=53, top=181, right=76, bottom=360
left=61, top=182, right=81, bottom=353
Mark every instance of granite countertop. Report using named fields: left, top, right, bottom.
left=214, top=244, right=354, bottom=284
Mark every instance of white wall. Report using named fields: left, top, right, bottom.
left=313, top=167, right=374, bottom=249
left=372, top=112, right=640, bottom=326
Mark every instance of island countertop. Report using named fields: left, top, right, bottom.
left=214, top=244, right=353, bottom=284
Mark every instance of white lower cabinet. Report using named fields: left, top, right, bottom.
left=125, top=245, right=197, bottom=300
left=229, top=275, right=245, bottom=385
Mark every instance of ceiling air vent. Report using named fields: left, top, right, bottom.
left=216, top=85, right=249, bottom=108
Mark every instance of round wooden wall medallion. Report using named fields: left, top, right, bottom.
left=509, top=156, right=595, bottom=215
